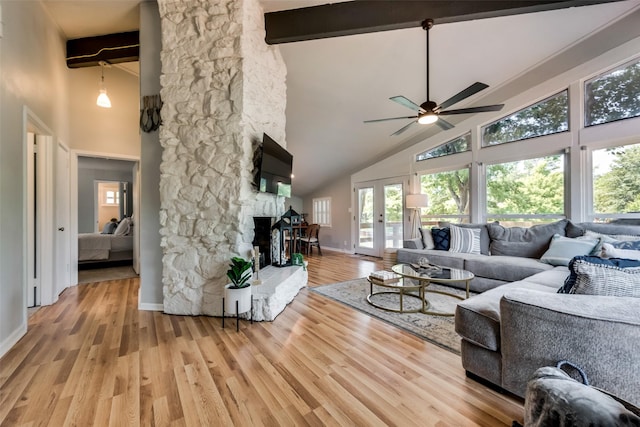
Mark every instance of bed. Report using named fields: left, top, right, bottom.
left=78, top=217, right=134, bottom=265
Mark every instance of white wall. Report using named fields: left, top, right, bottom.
left=0, top=0, right=70, bottom=356
left=68, top=66, right=140, bottom=157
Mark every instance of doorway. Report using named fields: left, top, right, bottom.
left=354, top=177, right=407, bottom=257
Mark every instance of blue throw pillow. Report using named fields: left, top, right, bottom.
left=559, top=256, right=640, bottom=293
left=431, top=227, right=450, bottom=251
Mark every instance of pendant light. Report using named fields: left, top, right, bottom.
left=96, top=61, right=112, bottom=108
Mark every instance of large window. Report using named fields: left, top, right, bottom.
left=592, top=142, right=640, bottom=217
left=482, top=90, right=569, bottom=147
left=486, top=154, right=565, bottom=226
left=419, top=168, right=470, bottom=224
left=585, top=57, right=640, bottom=127
left=416, top=132, right=471, bottom=161
left=313, top=197, right=332, bottom=227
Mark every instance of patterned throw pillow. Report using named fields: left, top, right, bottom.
left=431, top=227, right=450, bottom=251
left=449, top=224, right=481, bottom=254
left=540, top=234, right=600, bottom=266
left=559, top=256, right=640, bottom=295
left=419, top=227, right=435, bottom=250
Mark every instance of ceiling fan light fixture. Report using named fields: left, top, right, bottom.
left=418, top=113, right=438, bottom=125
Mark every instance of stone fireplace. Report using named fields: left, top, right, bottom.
left=156, top=0, right=288, bottom=315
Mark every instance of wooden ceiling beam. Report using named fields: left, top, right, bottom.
left=264, top=0, right=624, bottom=44
left=66, top=31, right=139, bottom=68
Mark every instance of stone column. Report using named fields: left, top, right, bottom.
left=157, top=0, right=286, bottom=315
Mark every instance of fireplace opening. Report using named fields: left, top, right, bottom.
left=253, top=217, right=273, bottom=268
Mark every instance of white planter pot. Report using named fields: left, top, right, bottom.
left=224, top=284, right=252, bottom=315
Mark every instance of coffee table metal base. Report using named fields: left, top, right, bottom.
left=367, top=279, right=465, bottom=316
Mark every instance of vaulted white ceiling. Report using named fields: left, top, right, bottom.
left=44, top=0, right=640, bottom=196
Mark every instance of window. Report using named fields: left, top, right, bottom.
left=416, top=132, right=471, bottom=161
left=419, top=167, right=470, bottom=225
left=104, top=190, right=119, bottom=205
left=592, top=142, right=640, bottom=218
left=486, top=154, right=565, bottom=226
left=482, top=90, right=569, bottom=147
left=585, top=57, right=640, bottom=127
left=313, top=197, right=332, bottom=227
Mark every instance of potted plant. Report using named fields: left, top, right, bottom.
left=224, top=256, right=253, bottom=315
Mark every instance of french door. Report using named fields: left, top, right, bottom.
left=354, top=177, right=407, bottom=257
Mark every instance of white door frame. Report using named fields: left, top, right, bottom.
left=69, top=150, right=140, bottom=286
left=56, top=142, right=71, bottom=298
left=24, top=107, right=55, bottom=308
left=353, top=176, right=408, bottom=257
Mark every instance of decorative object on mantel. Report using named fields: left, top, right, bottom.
left=140, top=94, right=162, bottom=132
left=251, top=246, right=262, bottom=285
left=223, top=257, right=253, bottom=331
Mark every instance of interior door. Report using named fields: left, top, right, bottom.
left=355, top=178, right=406, bottom=257
left=56, top=143, right=71, bottom=297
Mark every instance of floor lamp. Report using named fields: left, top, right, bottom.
left=406, top=194, right=429, bottom=239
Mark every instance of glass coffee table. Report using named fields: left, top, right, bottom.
left=381, top=263, right=474, bottom=316
left=366, top=276, right=427, bottom=314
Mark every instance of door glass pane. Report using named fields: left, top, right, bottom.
left=384, top=184, right=403, bottom=249
left=358, top=188, right=374, bottom=248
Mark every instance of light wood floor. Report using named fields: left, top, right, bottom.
left=0, top=250, right=524, bottom=426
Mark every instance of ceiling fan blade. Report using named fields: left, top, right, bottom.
left=437, top=82, right=489, bottom=111
left=435, top=117, right=455, bottom=131
left=364, top=116, right=418, bottom=123
left=391, top=120, right=417, bottom=136
left=439, top=104, right=504, bottom=115
left=390, top=96, right=424, bottom=113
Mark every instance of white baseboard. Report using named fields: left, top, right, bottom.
left=0, top=322, right=27, bottom=359
left=138, top=302, right=164, bottom=311
left=320, top=246, right=355, bottom=254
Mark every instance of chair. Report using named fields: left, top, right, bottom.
left=298, top=224, right=322, bottom=255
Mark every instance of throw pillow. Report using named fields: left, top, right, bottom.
left=431, top=227, right=450, bottom=251
left=559, top=256, right=640, bottom=294
left=449, top=224, right=481, bottom=254
left=114, top=217, right=130, bottom=236
left=487, top=219, right=568, bottom=259
left=540, top=234, right=600, bottom=267
left=439, top=221, right=497, bottom=255
left=601, top=242, right=640, bottom=261
left=419, top=227, right=435, bottom=250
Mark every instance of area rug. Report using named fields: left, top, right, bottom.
left=311, top=278, right=469, bottom=354
left=78, top=266, right=139, bottom=284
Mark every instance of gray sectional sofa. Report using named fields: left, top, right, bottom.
left=397, top=220, right=640, bottom=406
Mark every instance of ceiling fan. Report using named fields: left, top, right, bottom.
left=364, top=18, right=504, bottom=136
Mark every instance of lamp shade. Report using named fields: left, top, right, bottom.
left=406, top=194, right=428, bottom=209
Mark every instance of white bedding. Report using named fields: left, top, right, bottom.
left=78, top=233, right=133, bottom=261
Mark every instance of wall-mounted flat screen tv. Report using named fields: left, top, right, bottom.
left=257, top=133, right=293, bottom=197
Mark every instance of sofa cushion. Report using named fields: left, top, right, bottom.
left=449, top=224, right=481, bottom=254
left=431, top=227, right=450, bottom=250
left=523, top=266, right=569, bottom=289
left=540, top=234, right=600, bottom=266
left=464, top=255, right=554, bottom=283
left=602, top=242, right=640, bottom=261
left=439, top=221, right=495, bottom=255
left=396, top=248, right=466, bottom=270
left=487, top=220, right=568, bottom=259
left=559, top=256, right=640, bottom=294
left=455, top=280, right=557, bottom=351
left=566, top=221, right=640, bottom=238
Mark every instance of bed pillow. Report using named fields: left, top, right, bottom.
left=487, top=220, right=568, bottom=259
left=431, top=227, right=450, bottom=251
left=419, top=227, right=435, bottom=250
left=540, top=234, right=600, bottom=266
left=449, top=224, right=481, bottom=254
left=114, top=218, right=130, bottom=236
left=559, top=256, right=640, bottom=294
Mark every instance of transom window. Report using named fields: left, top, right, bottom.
left=592, top=142, right=640, bottom=217
left=419, top=167, right=470, bottom=225
left=585, top=57, right=640, bottom=127
left=482, top=90, right=569, bottom=147
left=416, top=132, right=471, bottom=161
left=486, top=154, right=565, bottom=226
